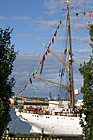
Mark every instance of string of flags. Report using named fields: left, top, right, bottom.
left=19, top=19, right=62, bottom=96
left=20, top=81, right=28, bottom=96
left=19, top=10, right=93, bottom=97
left=75, top=11, right=93, bottom=19
left=32, top=19, right=62, bottom=76
left=31, top=11, right=93, bottom=78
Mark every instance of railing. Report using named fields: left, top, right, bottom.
left=2, top=137, right=63, bottom=140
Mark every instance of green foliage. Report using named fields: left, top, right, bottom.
left=0, top=26, right=16, bottom=136
left=79, top=23, right=93, bottom=140
left=88, top=23, right=93, bottom=49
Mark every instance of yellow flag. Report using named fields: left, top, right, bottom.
left=60, top=19, right=62, bottom=25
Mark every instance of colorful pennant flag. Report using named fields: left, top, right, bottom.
left=40, top=60, right=43, bottom=65
left=54, top=30, right=57, bottom=37
left=29, top=78, right=32, bottom=84
left=48, top=42, right=51, bottom=48
left=89, top=11, right=93, bottom=18
left=31, top=18, right=63, bottom=77
left=75, top=11, right=93, bottom=18
left=40, top=54, right=45, bottom=74
left=57, top=25, right=59, bottom=29
left=52, top=37, right=54, bottom=43
left=76, top=13, right=79, bottom=19
left=45, top=51, right=48, bottom=56
left=20, top=90, right=22, bottom=96
left=60, top=19, right=62, bottom=25
left=25, top=81, right=28, bottom=87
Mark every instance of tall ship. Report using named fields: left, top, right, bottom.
left=16, top=0, right=85, bottom=136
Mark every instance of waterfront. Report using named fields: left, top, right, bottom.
left=4, top=110, right=83, bottom=140
left=8, top=110, right=31, bottom=133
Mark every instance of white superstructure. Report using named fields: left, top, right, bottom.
left=16, top=100, right=83, bottom=135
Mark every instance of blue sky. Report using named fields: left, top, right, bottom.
left=1, top=0, right=93, bottom=99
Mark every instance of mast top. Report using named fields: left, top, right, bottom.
left=66, top=0, right=71, bottom=3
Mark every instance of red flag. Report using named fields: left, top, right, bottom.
left=40, top=60, right=43, bottom=65
left=57, top=25, right=59, bottom=29
left=20, top=90, right=22, bottom=96
left=89, top=11, right=93, bottom=18
left=48, top=42, right=51, bottom=48
left=43, top=54, right=45, bottom=60
left=33, top=73, right=35, bottom=76
left=25, top=81, right=28, bottom=87
left=52, top=37, right=54, bottom=43
left=54, top=30, right=57, bottom=37
left=32, top=72, right=35, bottom=78
left=76, top=13, right=79, bottom=19
left=45, top=51, right=48, bottom=56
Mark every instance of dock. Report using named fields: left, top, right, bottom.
left=2, top=133, right=84, bottom=140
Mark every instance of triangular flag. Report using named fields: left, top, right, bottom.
left=43, top=54, right=45, bottom=60
left=89, top=11, right=93, bottom=18
left=48, top=42, right=51, bottom=48
left=36, top=71, right=37, bottom=76
left=45, top=51, right=48, bottom=56
left=54, top=30, right=57, bottom=37
left=25, top=81, right=28, bottom=87
left=57, top=25, right=59, bottom=29
left=33, top=72, right=35, bottom=77
left=76, top=13, right=79, bottom=19
left=60, top=19, right=62, bottom=25
left=20, top=90, right=22, bottom=96
left=40, top=60, right=43, bottom=65
left=52, top=37, right=54, bottom=43
left=29, top=78, right=32, bottom=84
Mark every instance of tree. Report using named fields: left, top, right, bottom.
left=0, top=26, right=17, bottom=136
left=79, top=23, right=93, bottom=140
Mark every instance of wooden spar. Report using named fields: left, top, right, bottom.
left=16, top=96, right=64, bottom=107
left=28, top=74, right=69, bottom=89
left=67, top=1, right=74, bottom=109
left=40, top=42, right=69, bottom=68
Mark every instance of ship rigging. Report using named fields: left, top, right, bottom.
left=15, top=0, right=85, bottom=136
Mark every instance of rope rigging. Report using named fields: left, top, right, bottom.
left=16, top=8, right=93, bottom=99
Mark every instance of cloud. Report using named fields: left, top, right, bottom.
left=43, top=0, right=93, bottom=20
left=72, top=36, right=90, bottom=45
left=0, top=16, right=7, bottom=20
left=71, top=0, right=93, bottom=11
left=73, top=49, right=92, bottom=54
left=11, top=0, right=93, bottom=98
left=12, top=50, right=88, bottom=98
left=38, top=18, right=59, bottom=30
left=43, top=0, right=93, bottom=15
left=12, top=15, right=30, bottom=21
left=43, top=0, right=61, bottom=15
left=17, top=34, right=33, bottom=38
left=12, top=52, right=63, bottom=96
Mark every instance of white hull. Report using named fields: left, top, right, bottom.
left=16, top=111, right=82, bottom=135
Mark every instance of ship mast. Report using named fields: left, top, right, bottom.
left=67, top=0, right=74, bottom=109
left=28, top=0, right=74, bottom=109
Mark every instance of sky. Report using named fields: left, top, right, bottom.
left=1, top=0, right=93, bottom=99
